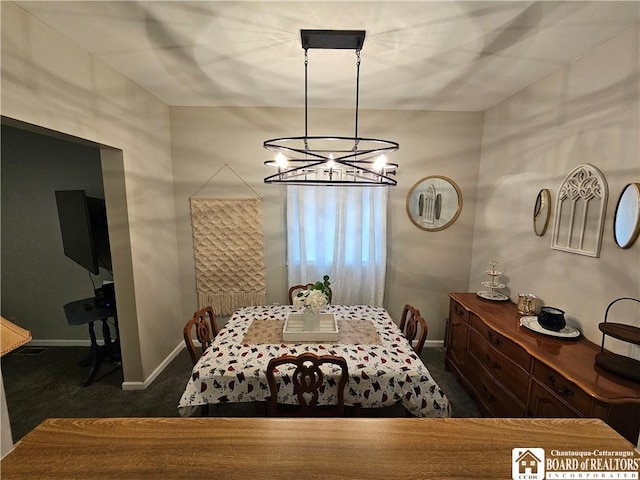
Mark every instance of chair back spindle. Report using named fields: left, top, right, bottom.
left=399, top=304, right=428, bottom=356
left=183, top=306, right=218, bottom=365
left=265, top=352, right=348, bottom=417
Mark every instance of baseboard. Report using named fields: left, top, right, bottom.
left=121, top=343, right=185, bottom=391
left=409, top=340, right=444, bottom=349
left=27, top=339, right=185, bottom=391
left=27, top=339, right=92, bottom=347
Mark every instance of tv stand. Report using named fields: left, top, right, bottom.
left=63, top=296, right=120, bottom=386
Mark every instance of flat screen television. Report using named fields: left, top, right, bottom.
left=55, top=190, right=111, bottom=275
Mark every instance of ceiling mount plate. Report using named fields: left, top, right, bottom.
left=301, top=29, right=366, bottom=50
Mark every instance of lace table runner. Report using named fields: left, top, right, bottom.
left=242, top=318, right=382, bottom=345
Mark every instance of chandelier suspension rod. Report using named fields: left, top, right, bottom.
left=304, top=47, right=309, bottom=144
left=354, top=48, right=361, bottom=141
left=304, top=48, right=309, bottom=150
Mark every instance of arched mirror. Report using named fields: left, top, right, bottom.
left=406, top=175, right=462, bottom=231
left=533, top=188, right=551, bottom=236
left=613, top=182, right=640, bottom=249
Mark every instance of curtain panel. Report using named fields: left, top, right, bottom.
left=287, top=186, right=387, bottom=305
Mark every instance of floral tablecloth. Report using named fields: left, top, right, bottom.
left=178, top=305, right=450, bottom=417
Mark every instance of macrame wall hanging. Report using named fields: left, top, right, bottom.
left=190, top=164, right=266, bottom=315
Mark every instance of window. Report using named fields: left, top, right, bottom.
left=287, top=186, right=387, bottom=305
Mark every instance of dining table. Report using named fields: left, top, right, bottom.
left=178, top=304, right=450, bottom=417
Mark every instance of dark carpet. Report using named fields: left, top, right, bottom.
left=2, top=345, right=480, bottom=442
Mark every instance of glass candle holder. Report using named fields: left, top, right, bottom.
left=517, top=293, right=538, bottom=315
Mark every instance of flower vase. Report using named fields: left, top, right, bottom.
left=302, top=307, right=320, bottom=331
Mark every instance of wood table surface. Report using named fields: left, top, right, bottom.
left=2, top=417, right=639, bottom=479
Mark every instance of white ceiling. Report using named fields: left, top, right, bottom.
left=14, top=1, right=640, bottom=111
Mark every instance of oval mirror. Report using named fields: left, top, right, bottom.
left=533, top=188, right=551, bottom=236
left=613, top=182, right=640, bottom=249
left=406, top=175, right=462, bottom=231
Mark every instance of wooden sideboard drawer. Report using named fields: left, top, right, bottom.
left=471, top=315, right=530, bottom=371
left=469, top=329, right=529, bottom=404
left=467, top=354, right=526, bottom=418
left=532, top=361, right=593, bottom=416
left=449, top=300, right=470, bottom=325
left=529, top=379, right=581, bottom=418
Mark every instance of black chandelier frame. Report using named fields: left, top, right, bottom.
left=263, top=30, right=400, bottom=186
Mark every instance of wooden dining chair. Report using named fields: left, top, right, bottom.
left=183, top=306, right=218, bottom=366
left=399, top=304, right=428, bottom=356
left=288, top=284, right=333, bottom=305
left=265, top=352, right=348, bottom=417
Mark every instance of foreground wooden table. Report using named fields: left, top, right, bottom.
left=2, top=417, right=639, bottom=479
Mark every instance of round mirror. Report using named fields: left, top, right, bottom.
left=406, top=175, right=462, bottom=231
left=533, top=188, right=551, bottom=236
left=613, top=182, right=640, bottom=249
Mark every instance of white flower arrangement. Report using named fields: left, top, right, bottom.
left=293, top=289, right=329, bottom=312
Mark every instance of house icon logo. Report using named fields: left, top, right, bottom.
left=512, top=448, right=545, bottom=480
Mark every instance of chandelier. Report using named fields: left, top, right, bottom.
left=263, top=30, right=399, bottom=186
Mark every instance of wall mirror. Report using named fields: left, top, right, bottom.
left=533, top=188, right=551, bottom=236
left=613, top=182, right=640, bottom=249
left=406, top=175, right=462, bottom=232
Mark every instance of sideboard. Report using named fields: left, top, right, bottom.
left=446, top=292, right=640, bottom=444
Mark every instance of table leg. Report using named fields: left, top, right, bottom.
left=102, top=319, right=113, bottom=359
left=82, top=321, right=103, bottom=387
left=78, top=321, right=97, bottom=367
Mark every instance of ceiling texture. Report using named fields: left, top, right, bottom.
left=13, top=1, right=640, bottom=112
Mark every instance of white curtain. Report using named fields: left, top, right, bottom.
left=287, top=186, right=388, bottom=305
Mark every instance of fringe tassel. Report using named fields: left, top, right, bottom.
left=199, top=291, right=267, bottom=316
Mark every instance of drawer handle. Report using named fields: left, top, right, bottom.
left=482, top=385, right=495, bottom=402
left=486, top=354, right=500, bottom=370
left=487, top=331, right=503, bottom=347
left=454, top=305, right=464, bottom=316
left=546, top=374, right=574, bottom=398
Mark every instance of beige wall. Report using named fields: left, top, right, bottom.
left=385, top=111, right=483, bottom=339
left=471, top=24, right=640, bottom=354
left=1, top=2, right=183, bottom=383
left=170, top=107, right=484, bottom=340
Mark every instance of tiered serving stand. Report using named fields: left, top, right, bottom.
left=476, top=261, right=509, bottom=302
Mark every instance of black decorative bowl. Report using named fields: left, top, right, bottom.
left=538, top=307, right=566, bottom=331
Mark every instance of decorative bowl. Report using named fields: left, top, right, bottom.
left=538, top=307, right=566, bottom=332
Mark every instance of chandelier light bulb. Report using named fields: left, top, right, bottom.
left=374, top=154, right=387, bottom=171
left=327, top=154, right=336, bottom=169
left=275, top=152, right=288, bottom=168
